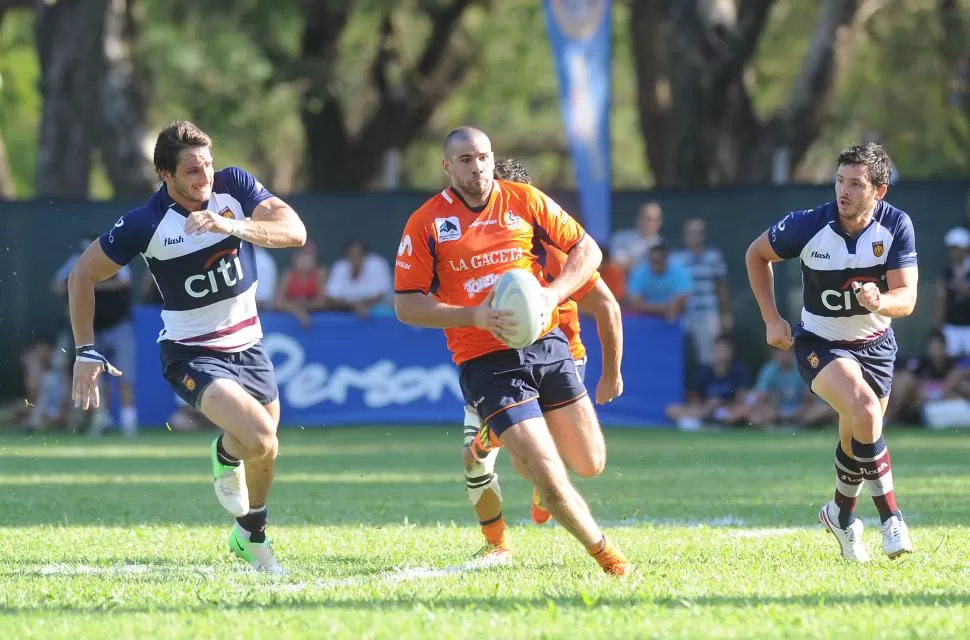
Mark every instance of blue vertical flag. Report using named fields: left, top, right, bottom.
left=544, top=0, right=613, bottom=243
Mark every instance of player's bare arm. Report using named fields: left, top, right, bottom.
left=547, top=235, right=602, bottom=305
left=577, top=279, right=624, bottom=404
left=853, top=267, right=918, bottom=317
left=68, top=241, right=125, bottom=409
left=394, top=290, right=517, bottom=341
left=184, top=196, right=306, bottom=248
left=745, top=231, right=794, bottom=350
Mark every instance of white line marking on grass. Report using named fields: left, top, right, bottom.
left=276, top=554, right=511, bottom=593
left=519, top=517, right=814, bottom=533
left=30, top=564, right=218, bottom=577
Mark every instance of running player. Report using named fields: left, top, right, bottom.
left=68, top=121, right=307, bottom=574
left=461, top=157, right=623, bottom=547
left=746, top=143, right=916, bottom=562
left=394, top=126, right=630, bottom=575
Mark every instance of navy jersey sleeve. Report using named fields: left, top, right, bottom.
left=99, top=207, right=157, bottom=266
left=767, top=208, right=822, bottom=259
left=218, top=167, right=273, bottom=216
left=887, top=211, right=918, bottom=270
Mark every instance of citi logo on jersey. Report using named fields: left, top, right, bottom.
left=449, top=247, right=524, bottom=272
left=821, top=276, right=880, bottom=311
left=184, top=248, right=244, bottom=299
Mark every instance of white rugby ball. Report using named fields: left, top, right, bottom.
left=491, top=269, right=548, bottom=349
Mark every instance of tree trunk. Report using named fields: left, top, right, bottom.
left=631, top=0, right=878, bottom=187
left=97, top=0, right=153, bottom=197
left=301, top=0, right=485, bottom=190
left=0, top=129, right=15, bottom=199
left=35, top=0, right=152, bottom=198
left=34, top=0, right=99, bottom=197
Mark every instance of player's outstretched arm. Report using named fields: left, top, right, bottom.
left=68, top=241, right=125, bottom=409
left=394, top=291, right=517, bottom=342
left=745, top=231, right=794, bottom=350
left=577, top=279, right=624, bottom=404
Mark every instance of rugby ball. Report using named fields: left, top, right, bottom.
left=491, top=269, right=548, bottom=349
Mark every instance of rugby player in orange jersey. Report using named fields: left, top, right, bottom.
left=394, top=127, right=630, bottom=576
left=459, top=157, right=624, bottom=531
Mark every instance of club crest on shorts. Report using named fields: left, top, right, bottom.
left=872, top=241, right=885, bottom=257
left=182, top=374, right=197, bottom=391
left=218, top=207, right=234, bottom=219
left=808, top=351, right=820, bottom=369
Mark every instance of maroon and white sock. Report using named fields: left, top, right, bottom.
left=852, top=436, right=902, bottom=523
left=834, top=444, right=864, bottom=529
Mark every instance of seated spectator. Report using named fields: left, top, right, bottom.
left=936, top=227, right=970, bottom=357
left=887, top=330, right=967, bottom=424
left=167, top=396, right=216, bottom=432
left=610, top=201, right=663, bottom=270
left=275, top=241, right=328, bottom=328
left=254, top=246, right=278, bottom=310
left=626, top=242, right=691, bottom=322
left=735, top=349, right=835, bottom=428
left=17, top=338, right=53, bottom=426
left=598, top=247, right=627, bottom=303
left=666, top=334, right=750, bottom=430
left=325, top=240, right=393, bottom=317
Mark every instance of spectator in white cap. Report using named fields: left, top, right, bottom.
left=936, top=227, right=970, bottom=356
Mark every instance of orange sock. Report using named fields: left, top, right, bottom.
left=481, top=515, right=508, bottom=548
left=587, top=536, right=630, bottom=576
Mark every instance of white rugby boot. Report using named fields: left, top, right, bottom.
left=210, top=437, right=249, bottom=517
left=880, top=515, right=913, bottom=559
left=818, top=500, right=869, bottom=563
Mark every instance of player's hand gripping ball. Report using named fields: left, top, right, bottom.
left=489, top=269, right=549, bottom=349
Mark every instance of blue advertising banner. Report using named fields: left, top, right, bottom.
left=133, top=307, right=683, bottom=428
left=544, top=0, right=613, bottom=243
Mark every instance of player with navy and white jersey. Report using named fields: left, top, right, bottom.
left=68, top=121, right=307, bottom=574
left=746, top=143, right=917, bottom=563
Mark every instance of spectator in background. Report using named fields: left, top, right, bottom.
left=325, top=240, right=393, bottom=317
left=275, top=241, right=328, bottom=328
left=626, top=242, right=691, bottom=322
left=886, top=330, right=966, bottom=424
left=598, top=247, right=627, bottom=303
left=666, top=334, right=750, bottom=430
left=936, top=227, right=970, bottom=357
left=609, top=201, right=663, bottom=270
left=672, top=219, right=733, bottom=367
left=53, top=236, right=138, bottom=437
left=254, top=246, right=278, bottom=310
left=17, top=338, right=55, bottom=426
left=737, top=349, right=835, bottom=428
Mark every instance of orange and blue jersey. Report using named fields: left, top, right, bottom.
left=394, top=180, right=586, bottom=364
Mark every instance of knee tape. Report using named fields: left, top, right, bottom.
left=465, top=457, right=501, bottom=506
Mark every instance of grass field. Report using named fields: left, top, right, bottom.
left=2, top=426, right=970, bottom=639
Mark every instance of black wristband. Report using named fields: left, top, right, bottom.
left=75, top=344, right=94, bottom=357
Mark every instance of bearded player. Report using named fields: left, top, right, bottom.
left=746, top=143, right=916, bottom=562
left=394, top=126, right=629, bottom=576
left=460, top=157, right=623, bottom=557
